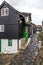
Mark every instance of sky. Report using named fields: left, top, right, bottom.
left=0, top=0, right=43, bottom=25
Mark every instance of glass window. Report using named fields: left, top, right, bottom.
left=25, top=16, right=29, bottom=22
left=0, top=25, right=4, bottom=32
left=1, top=8, right=9, bottom=16
left=8, top=39, right=12, bottom=46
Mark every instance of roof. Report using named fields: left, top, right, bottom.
left=0, top=1, right=23, bottom=16
left=21, top=12, right=32, bottom=21
left=31, top=23, right=36, bottom=26
left=21, top=12, right=31, bottom=16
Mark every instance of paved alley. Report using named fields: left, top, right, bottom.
left=9, top=34, right=40, bottom=65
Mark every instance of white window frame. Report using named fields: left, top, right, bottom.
left=1, top=8, right=9, bottom=16
left=0, top=25, right=4, bottom=32
left=25, top=16, right=29, bottom=22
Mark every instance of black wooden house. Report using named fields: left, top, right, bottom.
left=0, top=1, right=25, bottom=39
left=0, top=1, right=32, bottom=53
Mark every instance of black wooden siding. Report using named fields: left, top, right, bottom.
left=0, top=3, right=24, bottom=39
left=0, top=5, right=19, bottom=25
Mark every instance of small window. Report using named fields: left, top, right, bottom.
left=25, top=16, right=29, bottom=22
left=1, top=8, right=9, bottom=16
left=0, top=25, right=4, bottom=32
left=8, top=39, right=12, bottom=46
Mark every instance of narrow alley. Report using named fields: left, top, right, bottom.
left=9, top=34, right=40, bottom=65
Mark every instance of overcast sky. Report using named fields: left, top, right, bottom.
left=0, top=0, right=43, bottom=25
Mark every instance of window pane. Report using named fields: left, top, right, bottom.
left=25, top=16, right=29, bottom=22
left=1, top=8, right=9, bottom=16
left=1, top=8, right=4, bottom=16
left=8, top=39, right=12, bottom=46
left=4, top=8, right=9, bottom=16
left=0, top=25, right=4, bottom=32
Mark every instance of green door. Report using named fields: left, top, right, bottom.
left=0, top=39, right=1, bottom=52
left=22, top=26, right=29, bottom=41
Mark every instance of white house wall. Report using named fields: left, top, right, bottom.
left=1, top=39, right=18, bottom=54
left=0, top=38, right=31, bottom=54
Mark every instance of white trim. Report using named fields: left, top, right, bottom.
left=27, top=38, right=31, bottom=46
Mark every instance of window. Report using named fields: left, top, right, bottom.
left=25, top=16, right=29, bottom=22
left=8, top=39, right=12, bottom=46
left=1, top=8, right=9, bottom=16
left=0, top=25, right=4, bottom=32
